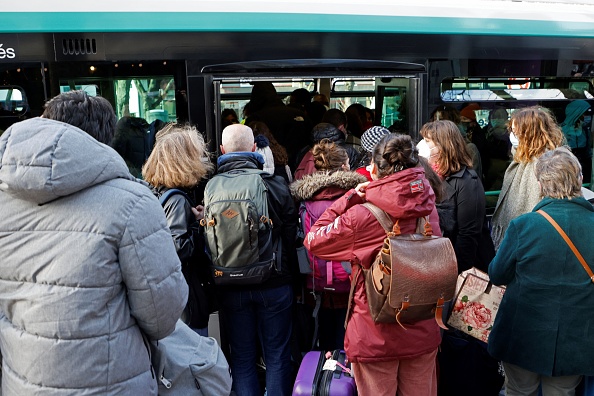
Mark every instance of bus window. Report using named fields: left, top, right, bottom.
left=0, top=86, right=28, bottom=116
left=60, top=76, right=177, bottom=124
left=441, top=77, right=594, bottom=204
left=330, top=78, right=375, bottom=113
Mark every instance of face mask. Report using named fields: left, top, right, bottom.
left=509, top=132, right=519, bottom=148
left=417, top=139, right=431, bottom=159
left=490, top=119, right=506, bottom=129
left=458, top=123, right=468, bottom=137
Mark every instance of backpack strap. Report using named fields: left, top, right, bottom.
left=363, top=203, right=432, bottom=236
left=159, top=188, right=191, bottom=207
left=537, top=209, right=594, bottom=283
left=362, top=203, right=394, bottom=233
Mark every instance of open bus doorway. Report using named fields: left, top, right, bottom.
left=198, top=59, right=428, bottom=156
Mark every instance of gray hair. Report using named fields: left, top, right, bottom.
left=221, top=124, right=254, bottom=153
left=535, top=147, right=582, bottom=199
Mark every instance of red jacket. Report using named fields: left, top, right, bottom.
left=304, top=167, right=442, bottom=363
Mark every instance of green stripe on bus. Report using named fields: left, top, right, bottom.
left=1, top=12, right=593, bottom=37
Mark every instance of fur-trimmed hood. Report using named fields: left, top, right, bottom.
left=290, top=170, right=367, bottom=201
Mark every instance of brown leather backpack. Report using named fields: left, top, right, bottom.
left=350, top=202, right=458, bottom=329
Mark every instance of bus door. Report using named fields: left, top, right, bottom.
left=375, top=77, right=425, bottom=141
left=199, top=59, right=427, bottom=152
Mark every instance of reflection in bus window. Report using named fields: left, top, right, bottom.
left=61, top=76, right=177, bottom=125
left=0, top=86, right=27, bottom=114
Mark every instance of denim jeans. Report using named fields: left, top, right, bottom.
left=220, top=284, right=293, bottom=396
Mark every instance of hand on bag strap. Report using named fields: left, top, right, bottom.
left=537, top=209, right=594, bottom=283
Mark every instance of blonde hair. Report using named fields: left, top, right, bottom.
left=420, top=120, right=473, bottom=177
left=142, top=124, right=213, bottom=188
left=535, top=147, right=582, bottom=199
left=512, top=107, right=565, bottom=163
left=312, top=139, right=348, bottom=172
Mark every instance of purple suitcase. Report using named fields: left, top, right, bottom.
left=292, top=349, right=357, bottom=396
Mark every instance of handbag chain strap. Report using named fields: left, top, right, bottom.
left=537, top=209, right=594, bottom=283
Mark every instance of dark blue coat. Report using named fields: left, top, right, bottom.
left=488, top=196, right=594, bottom=376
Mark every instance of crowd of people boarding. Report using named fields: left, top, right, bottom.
left=0, top=85, right=593, bottom=396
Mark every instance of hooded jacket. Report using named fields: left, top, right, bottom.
left=561, top=100, right=590, bottom=149
left=291, top=170, right=367, bottom=295
left=0, top=118, right=188, bottom=395
left=304, top=167, right=442, bottom=362
left=111, top=116, right=151, bottom=177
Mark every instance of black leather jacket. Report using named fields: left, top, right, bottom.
left=153, top=186, right=214, bottom=329
left=155, top=186, right=201, bottom=263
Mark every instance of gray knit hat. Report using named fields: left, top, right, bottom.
left=361, top=126, right=391, bottom=153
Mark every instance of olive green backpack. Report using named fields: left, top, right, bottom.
left=201, top=168, right=280, bottom=285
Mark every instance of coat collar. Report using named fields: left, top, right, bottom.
left=446, top=166, right=467, bottom=180
left=217, top=152, right=264, bottom=173
left=290, top=170, right=367, bottom=201
left=534, top=196, right=594, bottom=213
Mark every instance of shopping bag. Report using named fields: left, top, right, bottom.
left=447, top=268, right=505, bottom=343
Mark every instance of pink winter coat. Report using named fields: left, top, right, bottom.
left=304, top=166, right=442, bottom=363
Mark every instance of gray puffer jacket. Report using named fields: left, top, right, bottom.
left=0, top=118, right=188, bottom=395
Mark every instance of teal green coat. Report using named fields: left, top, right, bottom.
left=488, top=197, right=594, bottom=376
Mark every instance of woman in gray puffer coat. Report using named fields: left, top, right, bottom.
left=0, top=116, right=188, bottom=395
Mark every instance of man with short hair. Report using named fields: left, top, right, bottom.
left=214, top=124, right=297, bottom=396
left=0, top=90, right=188, bottom=395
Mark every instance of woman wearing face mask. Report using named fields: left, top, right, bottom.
left=421, top=120, right=495, bottom=274
left=491, top=106, right=565, bottom=251
left=422, top=121, right=500, bottom=396
left=428, top=105, right=483, bottom=181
